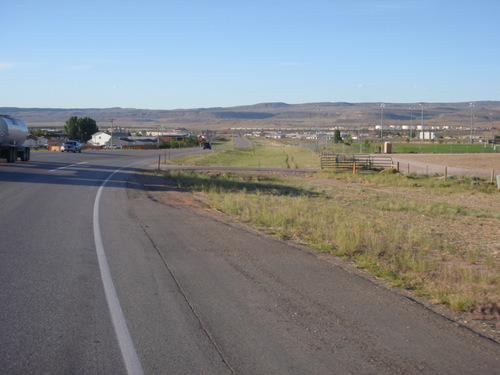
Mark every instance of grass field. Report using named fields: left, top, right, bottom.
left=322, top=141, right=499, bottom=154
left=170, top=138, right=499, bottom=174
left=172, top=139, right=321, bottom=169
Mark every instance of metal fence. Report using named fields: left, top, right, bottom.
left=320, top=153, right=393, bottom=170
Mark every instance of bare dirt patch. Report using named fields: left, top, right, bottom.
left=392, top=153, right=500, bottom=177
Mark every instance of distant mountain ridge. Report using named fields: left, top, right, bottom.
left=2, top=101, right=499, bottom=130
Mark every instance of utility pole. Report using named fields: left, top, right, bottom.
left=157, top=123, right=160, bottom=149
left=108, top=119, right=116, bottom=149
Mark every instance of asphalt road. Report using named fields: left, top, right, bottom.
left=1, top=145, right=499, bottom=374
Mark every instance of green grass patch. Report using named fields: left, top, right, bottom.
left=320, top=141, right=498, bottom=154
left=171, top=139, right=320, bottom=169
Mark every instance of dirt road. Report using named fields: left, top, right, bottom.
left=390, top=153, right=500, bottom=178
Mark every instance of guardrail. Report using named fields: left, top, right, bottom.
left=320, top=153, right=393, bottom=170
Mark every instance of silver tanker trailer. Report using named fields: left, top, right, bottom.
left=0, top=115, right=30, bottom=162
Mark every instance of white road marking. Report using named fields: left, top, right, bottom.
left=50, top=161, right=87, bottom=172
left=93, top=162, right=145, bottom=375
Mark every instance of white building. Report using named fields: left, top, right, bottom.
left=35, top=137, right=49, bottom=148
left=90, top=132, right=112, bottom=146
left=419, top=131, right=437, bottom=140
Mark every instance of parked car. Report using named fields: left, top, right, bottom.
left=61, top=141, right=82, bottom=153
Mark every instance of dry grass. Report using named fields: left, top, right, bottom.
left=160, top=169, right=500, bottom=314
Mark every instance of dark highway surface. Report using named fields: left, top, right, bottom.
left=1, top=146, right=499, bottom=374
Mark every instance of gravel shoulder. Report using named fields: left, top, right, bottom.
left=132, top=171, right=500, bottom=373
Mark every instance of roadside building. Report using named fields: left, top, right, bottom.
left=35, top=136, right=50, bottom=149
left=89, top=131, right=129, bottom=146
left=90, top=132, right=111, bottom=146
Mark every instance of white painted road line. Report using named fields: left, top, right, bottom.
left=93, top=162, right=145, bottom=375
left=50, top=161, right=87, bottom=172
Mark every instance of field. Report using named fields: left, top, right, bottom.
left=323, top=142, right=499, bottom=155
left=174, top=138, right=500, bottom=177
left=392, top=153, right=500, bottom=171
left=161, top=139, right=500, bottom=329
left=176, top=139, right=321, bottom=169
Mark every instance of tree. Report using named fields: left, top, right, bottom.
left=31, top=128, right=50, bottom=137
left=333, top=129, right=342, bottom=143
left=64, top=116, right=79, bottom=140
left=363, top=139, right=371, bottom=152
left=64, top=116, right=98, bottom=142
left=78, top=117, right=98, bottom=142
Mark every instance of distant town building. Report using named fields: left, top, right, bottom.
left=419, top=131, right=437, bottom=140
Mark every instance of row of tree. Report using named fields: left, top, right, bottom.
left=159, top=136, right=199, bottom=149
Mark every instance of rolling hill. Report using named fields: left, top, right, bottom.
left=2, top=101, right=499, bottom=131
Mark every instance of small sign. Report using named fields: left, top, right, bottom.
left=198, top=135, right=203, bottom=143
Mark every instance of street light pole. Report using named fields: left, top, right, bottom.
left=380, top=103, right=385, bottom=146
left=358, top=114, right=362, bottom=140
left=316, top=105, right=320, bottom=153
left=470, top=102, right=475, bottom=144
left=419, top=103, right=425, bottom=140
left=409, top=107, right=413, bottom=143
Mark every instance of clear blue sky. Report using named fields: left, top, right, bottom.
left=1, top=0, right=499, bottom=109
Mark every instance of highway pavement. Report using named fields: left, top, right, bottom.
left=1, top=146, right=499, bottom=374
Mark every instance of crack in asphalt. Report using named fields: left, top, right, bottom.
left=127, top=176, right=235, bottom=375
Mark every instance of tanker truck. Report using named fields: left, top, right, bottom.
left=0, top=115, right=31, bottom=162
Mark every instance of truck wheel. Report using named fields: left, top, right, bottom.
left=20, top=147, right=30, bottom=161
left=7, top=147, right=16, bottom=163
